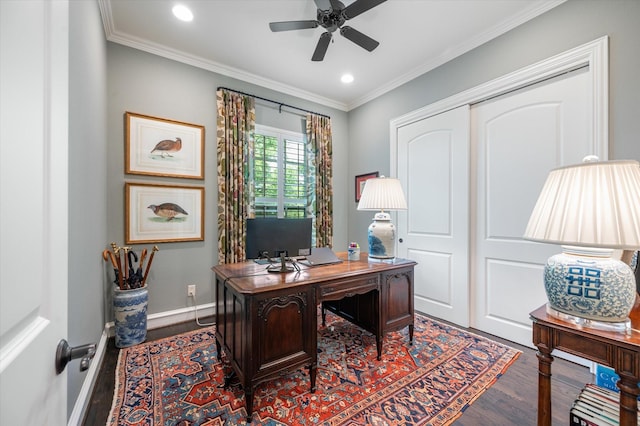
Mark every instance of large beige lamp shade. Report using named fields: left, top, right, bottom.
left=357, top=177, right=407, bottom=259
left=524, top=158, right=640, bottom=330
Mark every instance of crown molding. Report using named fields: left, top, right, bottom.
left=99, top=0, right=565, bottom=112
left=98, top=0, right=348, bottom=112
left=347, top=0, right=566, bottom=110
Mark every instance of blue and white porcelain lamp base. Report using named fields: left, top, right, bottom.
left=543, top=246, right=636, bottom=332
left=367, top=212, right=396, bottom=260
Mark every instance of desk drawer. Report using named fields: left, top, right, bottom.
left=320, top=276, right=379, bottom=300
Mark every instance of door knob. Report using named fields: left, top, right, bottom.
left=55, top=339, right=96, bottom=374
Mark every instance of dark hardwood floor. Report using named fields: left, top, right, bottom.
left=83, top=313, right=592, bottom=426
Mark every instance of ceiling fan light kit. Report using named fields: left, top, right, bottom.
left=269, top=0, right=387, bottom=61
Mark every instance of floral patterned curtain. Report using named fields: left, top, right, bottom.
left=216, top=89, right=255, bottom=263
left=306, top=113, right=333, bottom=247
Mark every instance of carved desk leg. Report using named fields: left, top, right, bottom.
left=245, top=387, right=254, bottom=423
left=309, top=363, right=317, bottom=393
left=321, top=302, right=326, bottom=326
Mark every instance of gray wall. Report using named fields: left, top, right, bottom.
left=346, top=0, right=640, bottom=246
left=68, top=0, right=108, bottom=416
left=106, top=44, right=349, bottom=315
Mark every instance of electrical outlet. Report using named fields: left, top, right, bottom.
left=187, top=284, right=196, bottom=297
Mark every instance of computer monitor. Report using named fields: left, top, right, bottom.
left=245, top=218, right=313, bottom=259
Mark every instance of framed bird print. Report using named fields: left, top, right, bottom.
left=125, top=112, right=205, bottom=179
left=125, top=182, right=204, bottom=244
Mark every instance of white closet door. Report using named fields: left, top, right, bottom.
left=397, top=106, right=470, bottom=326
left=472, top=68, right=592, bottom=346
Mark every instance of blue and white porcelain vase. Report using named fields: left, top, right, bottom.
left=113, top=285, right=148, bottom=348
left=544, top=247, right=636, bottom=323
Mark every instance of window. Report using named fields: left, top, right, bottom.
left=253, top=125, right=312, bottom=219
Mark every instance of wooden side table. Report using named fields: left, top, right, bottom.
left=530, top=304, right=640, bottom=426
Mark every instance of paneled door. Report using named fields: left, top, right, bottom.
left=396, top=106, right=471, bottom=326
left=0, top=1, right=69, bottom=423
left=393, top=38, right=607, bottom=348
left=396, top=69, right=597, bottom=345
left=472, top=68, right=593, bottom=346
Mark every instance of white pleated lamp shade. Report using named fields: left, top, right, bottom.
left=357, top=177, right=408, bottom=211
left=524, top=159, right=640, bottom=249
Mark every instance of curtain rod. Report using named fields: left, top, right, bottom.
left=217, top=86, right=330, bottom=119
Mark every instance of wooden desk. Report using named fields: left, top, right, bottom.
left=212, top=253, right=416, bottom=422
left=530, top=304, right=640, bottom=426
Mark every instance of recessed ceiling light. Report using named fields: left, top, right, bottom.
left=172, top=4, right=193, bottom=22
left=341, top=74, right=354, bottom=84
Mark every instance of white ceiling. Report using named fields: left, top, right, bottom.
left=100, top=0, right=565, bottom=111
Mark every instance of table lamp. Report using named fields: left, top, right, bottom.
left=523, top=156, right=640, bottom=331
left=357, top=176, right=407, bottom=259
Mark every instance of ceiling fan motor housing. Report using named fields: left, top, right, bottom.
left=316, top=1, right=346, bottom=32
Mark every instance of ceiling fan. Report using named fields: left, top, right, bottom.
left=269, top=0, right=387, bottom=61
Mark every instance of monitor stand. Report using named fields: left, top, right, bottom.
left=267, top=253, right=295, bottom=273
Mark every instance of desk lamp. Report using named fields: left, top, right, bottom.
left=357, top=176, right=407, bottom=259
left=523, top=157, right=640, bottom=331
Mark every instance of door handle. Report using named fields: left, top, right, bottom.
left=55, top=339, right=96, bottom=374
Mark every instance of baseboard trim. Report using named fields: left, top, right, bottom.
left=70, top=302, right=215, bottom=425
left=68, top=330, right=108, bottom=426
left=104, top=302, right=216, bottom=336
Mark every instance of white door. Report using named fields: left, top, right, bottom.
left=472, top=68, right=593, bottom=346
left=397, top=106, right=471, bottom=326
left=1, top=1, right=69, bottom=423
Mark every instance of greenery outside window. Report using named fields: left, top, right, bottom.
left=253, top=125, right=312, bottom=220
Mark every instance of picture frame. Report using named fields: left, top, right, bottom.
left=355, top=171, right=379, bottom=202
left=125, top=112, right=205, bottom=179
left=125, top=182, right=204, bottom=244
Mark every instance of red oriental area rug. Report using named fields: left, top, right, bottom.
left=107, top=312, right=520, bottom=425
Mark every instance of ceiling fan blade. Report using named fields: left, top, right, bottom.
left=314, top=0, right=333, bottom=11
left=328, top=0, right=344, bottom=11
left=342, top=0, right=387, bottom=20
left=312, top=32, right=332, bottom=61
left=269, top=20, right=318, bottom=32
left=340, top=26, right=379, bottom=52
